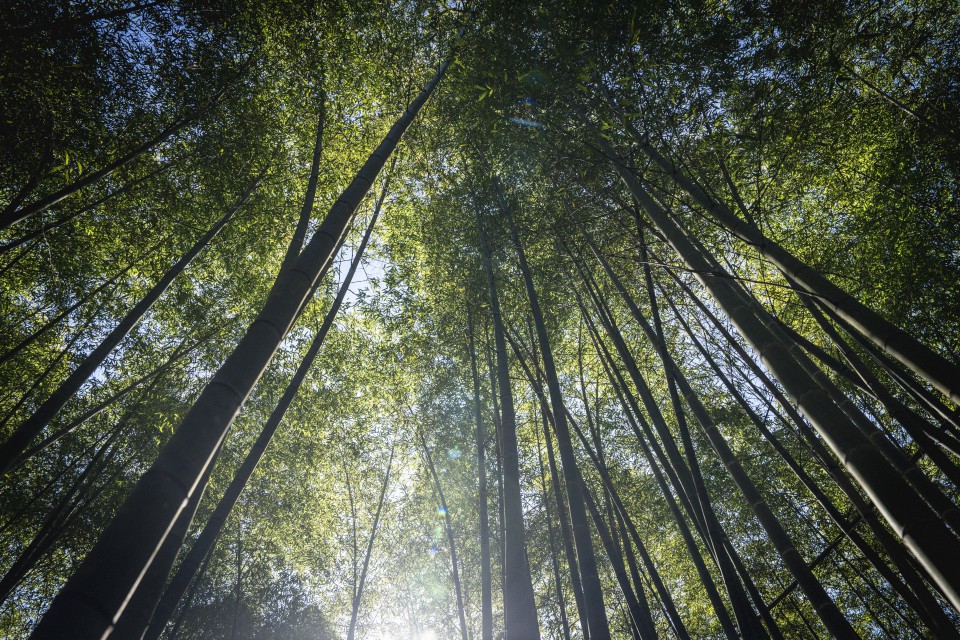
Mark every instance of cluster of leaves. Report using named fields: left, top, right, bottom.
left=1, top=0, right=959, bottom=638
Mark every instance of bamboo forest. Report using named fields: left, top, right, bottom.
left=3, top=0, right=960, bottom=638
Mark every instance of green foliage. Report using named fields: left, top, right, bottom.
left=1, top=1, right=958, bottom=638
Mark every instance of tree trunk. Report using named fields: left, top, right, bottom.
left=508, top=325, right=690, bottom=640
left=585, top=113, right=960, bottom=615
left=503, top=193, right=609, bottom=640
left=468, top=307, right=495, bottom=640
left=142, top=186, right=385, bottom=640
left=476, top=205, right=540, bottom=640
left=277, top=101, right=325, bottom=278
left=575, top=305, right=737, bottom=640
left=534, top=418, right=572, bottom=640
left=670, top=295, right=960, bottom=639
left=671, top=267, right=959, bottom=634
left=29, top=43, right=456, bottom=638
left=110, top=440, right=224, bottom=640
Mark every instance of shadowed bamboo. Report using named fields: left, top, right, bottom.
left=508, top=325, right=690, bottom=640
left=574, top=303, right=738, bottom=640
left=504, top=195, right=610, bottom=640
left=141, top=190, right=386, bottom=640
left=467, top=307, right=495, bottom=640
left=534, top=418, right=573, bottom=640
left=670, top=268, right=959, bottom=633
left=606, top=89, right=960, bottom=405
left=0, top=80, right=235, bottom=231
left=476, top=205, right=541, bottom=640
left=585, top=109, right=960, bottom=616
left=29, top=44, right=456, bottom=638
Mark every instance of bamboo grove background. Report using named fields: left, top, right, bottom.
left=1, top=0, right=959, bottom=638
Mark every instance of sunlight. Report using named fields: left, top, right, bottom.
left=369, top=627, right=437, bottom=640
left=6, top=4, right=956, bottom=639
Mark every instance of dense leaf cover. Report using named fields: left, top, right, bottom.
left=1, top=1, right=959, bottom=638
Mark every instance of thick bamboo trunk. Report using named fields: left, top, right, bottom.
left=534, top=420, right=572, bottom=640
left=477, top=207, right=540, bottom=640
left=142, top=194, right=384, bottom=640
left=29, top=46, right=455, bottom=638
left=110, top=441, right=223, bottom=640
left=468, top=309, right=495, bottom=640
left=504, top=198, right=609, bottom=640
